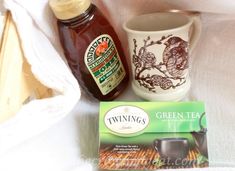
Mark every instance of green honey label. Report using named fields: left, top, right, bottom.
left=84, top=34, right=126, bottom=95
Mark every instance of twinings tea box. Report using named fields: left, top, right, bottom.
left=99, top=102, right=209, bottom=170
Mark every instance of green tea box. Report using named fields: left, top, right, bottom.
left=99, top=102, right=209, bottom=170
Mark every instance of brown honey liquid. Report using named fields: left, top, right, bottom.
left=57, top=4, right=129, bottom=100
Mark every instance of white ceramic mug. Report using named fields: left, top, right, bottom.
left=123, top=12, right=201, bottom=101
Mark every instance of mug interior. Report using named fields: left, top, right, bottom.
left=125, top=12, right=191, bottom=32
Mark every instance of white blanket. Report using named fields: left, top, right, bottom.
left=0, top=0, right=80, bottom=154
left=1, top=0, right=235, bottom=170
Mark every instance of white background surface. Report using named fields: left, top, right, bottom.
left=1, top=0, right=235, bottom=171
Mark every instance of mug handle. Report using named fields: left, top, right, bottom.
left=189, top=12, right=202, bottom=54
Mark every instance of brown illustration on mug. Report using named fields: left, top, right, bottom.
left=133, top=35, right=189, bottom=92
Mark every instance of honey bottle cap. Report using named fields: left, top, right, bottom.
left=49, top=0, right=91, bottom=20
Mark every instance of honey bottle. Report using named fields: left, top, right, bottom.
left=49, top=0, right=129, bottom=100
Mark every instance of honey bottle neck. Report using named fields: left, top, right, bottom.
left=58, top=4, right=95, bottom=25
left=49, top=0, right=91, bottom=21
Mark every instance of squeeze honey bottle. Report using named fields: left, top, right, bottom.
left=49, top=0, right=129, bottom=100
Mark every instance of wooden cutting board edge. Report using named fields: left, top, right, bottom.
left=0, top=11, right=52, bottom=123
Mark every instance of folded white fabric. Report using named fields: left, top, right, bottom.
left=0, top=0, right=80, bottom=154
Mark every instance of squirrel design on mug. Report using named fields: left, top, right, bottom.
left=163, top=37, right=189, bottom=77
left=133, top=35, right=188, bottom=92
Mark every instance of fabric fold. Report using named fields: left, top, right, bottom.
left=0, top=0, right=80, bottom=154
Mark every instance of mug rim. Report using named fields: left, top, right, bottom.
left=123, top=12, right=193, bottom=34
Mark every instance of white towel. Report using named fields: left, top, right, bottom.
left=0, top=0, right=80, bottom=154
left=1, top=0, right=235, bottom=171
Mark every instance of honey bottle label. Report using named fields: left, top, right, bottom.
left=84, top=34, right=126, bottom=95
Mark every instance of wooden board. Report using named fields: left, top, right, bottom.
left=0, top=12, right=52, bottom=123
